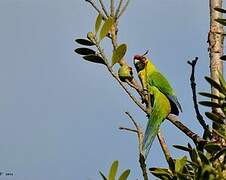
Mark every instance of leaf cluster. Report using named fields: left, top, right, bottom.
left=99, top=161, right=130, bottom=180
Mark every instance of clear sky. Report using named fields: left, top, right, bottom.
left=0, top=0, right=222, bottom=179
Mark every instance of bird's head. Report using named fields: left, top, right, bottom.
left=133, top=54, right=148, bottom=72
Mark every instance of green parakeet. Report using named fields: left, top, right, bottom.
left=133, top=54, right=182, bottom=158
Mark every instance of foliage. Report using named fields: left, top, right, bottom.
left=99, top=160, right=130, bottom=180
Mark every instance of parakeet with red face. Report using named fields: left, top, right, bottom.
left=133, top=55, right=182, bottom=158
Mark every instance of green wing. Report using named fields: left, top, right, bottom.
left=148, top=71, right=174, bottom=96
left=148, top=71, right=182, bottom=114
left=142, top=86, right=171, bottom=159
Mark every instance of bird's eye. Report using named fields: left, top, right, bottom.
left=141, top=57, right=146, bottom=61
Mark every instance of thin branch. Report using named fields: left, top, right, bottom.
left=125, top=112, right=140, bottom=132
left=157, top=131, right=173, bottom=168
left=117, top=0, right=130, bottom=19
left=187, top=57, right=209, bottom=132
left=119, top=126, right=138, bottom=133
left=98, top=0, right=109, bottom=17
left=110, top=0, right=114, bottom=17
left=139, top=153, right=149, bottom=180
left=123, top=112, right=148, bottom=180
left=94, top=39, right=147, bottom=113
left=115, top=0, right=123, bottom=18
left=167, top=114, right=206, bottom=146
left=85, top=0, right=106, bottom=20
left=125, top=112, right=143, bottom=151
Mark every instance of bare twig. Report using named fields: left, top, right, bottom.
left=94, top=39, right=147, bottom=113
left=85, top=0, right=106, bottom=20
left=139, top=153, right=149, bottom=180
left=98, top=0, right=109, bottom=17
left=187, top=57, right=209, bottom=132
left=119, top=126, right=138, bottom=133
left=125, top=112, right=143, bottom=151
left=110, top=0, right=114, bottom=17
left=157, top=131, right=173, bottom=168
left=123, top=112, right=148, bottom=180
left=167, top=114, right=206, bottom=145
left=115, top=0, right=123, bottom=18
left=117, top=0, right=130, bottom=19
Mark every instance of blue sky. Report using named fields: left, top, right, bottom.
left=0, top=0, right=222, bottom=179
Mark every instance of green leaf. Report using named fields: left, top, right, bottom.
left=214, top=7, right=226, bottom=13
left=199, top=101, right=222, bottom=108
left=205, top=76, right=223, bottom=93
left=204, top=143, right=221, bottom=154
left=190, top=149, right=199, bottom=164
left=173, top=145, right=192, bottom=152
left=211, top=148, right=226, bottom=161
left=205, top=112, right=225, bottom=124
left=74, top=48, right=96, bottom=55
left=149, top=168, right=172, bottom=179
left=199, top=92, right=224, bottom=100
left=175, top=156, right=187, bottom=173
left=95, top=13, right=103, bottom=33
left=108, top=160, right=118, bottom=180
left=82, top=55, right=106, bottom=64
left=112, top=44, right=127, bottom=66
left=220, top=55, right=226, bottom=61
left=99, top=171, right=107, bottom=180
left=118, top=169, right=130, bottom=180
left=218, top=71, right=226, bottom=93
left=213, top=129, right=226, bottom=139
left=99, top=17, right=114, bottom=41
left=198, top=151, right=210, bottom=165
left=215, top=18, right=226, bottom=26
left=75, top=38, right=95, bottom=46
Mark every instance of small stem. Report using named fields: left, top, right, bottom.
left=157, top=131, right=173, bottom=168
left=139, top=153, right=149, bottom=180
left=117, top=0, right=130, bottom=18
left=110, top=0, right=114, bottom=17
left=94, top=39, right=147, bottom=113
left=115, top=0, right=123, bottom=18
left=187, top=57, right=210, bottom=134
left=119, top=126, right=138, bottom=133
left=122, top=112, right=148, bottom=180
left=98, top=0, right=109, bottom=17
left=85, top=0, right=107, bottom=20
left=167, top=114, right=206, bottom=145
left=125, top=112, right=143, bottom=153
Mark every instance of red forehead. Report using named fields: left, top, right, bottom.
left=133, top=55, right=142, bottom=60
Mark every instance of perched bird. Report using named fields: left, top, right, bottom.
left=133, top=54, right=182, bottom=158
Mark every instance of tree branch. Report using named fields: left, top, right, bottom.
left=110, top=0, right=114, bottom=17
left=157, top=131, right=173, bottom=168
left=125, top=112, right=143, bottom=152
left=120, top=112, right=148, bottom=180
left=115, top=0, right=123, bottom=18
left=85, top=0, right=107, bottom=20
left=93, top=37, right=147, bottom=113
left=119, top=126, right=138, bottom=133
left=117, top=0, right=130, bottom=19
left=187, top=57, right=209, bottom=132
left=139, top=153, right=149, bottom=180
left=98, top=0, right=109, bottom=17
left=167, top=114, right=206, bottom=146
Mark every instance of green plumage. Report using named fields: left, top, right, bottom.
left=143, top=86, right=171, bottom=158
left=133, top=55, right=182, bottom=159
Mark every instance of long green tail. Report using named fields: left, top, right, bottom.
left=142, top=109, right=166, bottom=159
left=142, top=86, right=171, bottom=159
